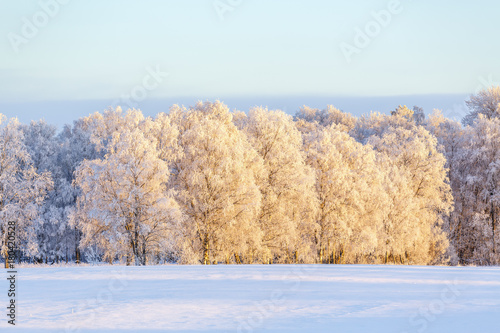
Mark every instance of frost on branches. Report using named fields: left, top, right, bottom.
left=2, top=86, right=500, bottom=266
left=170, top=102, right=262, bottom=265
left=0, top=116, right=52, bottom=266
left=240, top=107, right=317, bottom=264
left=74, top=110, right=181, bottom=265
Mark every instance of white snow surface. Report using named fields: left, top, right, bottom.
left=1, top=264, right=500, bottom=332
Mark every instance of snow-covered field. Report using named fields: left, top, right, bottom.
left=1, top=265, right=500, bottom=332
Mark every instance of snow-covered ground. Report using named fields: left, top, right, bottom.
left=1, top=265, right=500, bottom=332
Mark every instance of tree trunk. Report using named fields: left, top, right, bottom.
left=142, top=241, right=147, bottom=266
left=4, top=248, right=8, bottom=269
left=327, top=240, right=331, bottom=264
left=130, top=238, right=137, bottom=265
left=75, top=227, right=81, bottom=264
left=234, top=253, right=242, bottom=264
left=492, top=202, right=496, bottom=262
left=203, top=234, right=210, bottom=265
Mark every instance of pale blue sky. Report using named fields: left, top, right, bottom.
left=1, top=0, right=499, bottom=127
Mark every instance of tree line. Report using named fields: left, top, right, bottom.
left=1, top=86, right=500, bottom=266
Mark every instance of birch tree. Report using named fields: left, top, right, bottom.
left=304, top=124, right=384, bottom=264
left=240, top=107, right=317, bottom=263
left=365, top=109, right=453, bottom=264
left=462, top=86, right=500, bottom=126
left=170, top=101, right=263, bottom=264
left=453, top=115, right=500, bottom=264
left=22, top=120, right=63, bottom=263
left=425, top=109, right=464, bottom=264
left=0, top=116, right=52, bottom=267
left=296, top=105, right=357, bottom=132
left=74, top=111, right=181, bottom=265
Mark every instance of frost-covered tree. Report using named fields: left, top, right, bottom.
left=170, top=101, right=263, bottom=264
left=375, top=155, right=422, bottom=264
left=6, top=98, right=500, bottom=266
left=412, top=106, right=425, bottom=125
left=150, top=112, right=181, bottom=164
left=362, top=110, right=453, bottom=264
left=74, top=110, right=181, bottom=265
left=352, top=105, right=417, bottom=143
left=304, top=124, right=384, bottom=264
left=425, top=110, right=464, bottom=264
left=0, top=116, right=52, bottom=267
left=390, top=105, right=415, bottom=119
left=79, top=107, right=145, bottom=154
left=22, top=120, right=63, bottom=263
left=239, top=107, right=317, bottom=263
left=452, top=115, right=500, bottom=264
left=462, top=86, right=500, bottom=126
left=295, top=105, right=356, bottom=132
left=56, top=118, right=101, bottom=263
